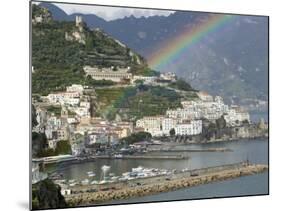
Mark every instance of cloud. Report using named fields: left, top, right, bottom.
left=53, top=3, right=174, bottom=21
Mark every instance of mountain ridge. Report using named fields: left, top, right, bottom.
left=38, top=3, right=268, bottom=105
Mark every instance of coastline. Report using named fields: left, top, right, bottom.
left=65, top=163, right=268, bottom=206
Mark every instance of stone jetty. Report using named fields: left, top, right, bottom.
left=65, top=163, right=268, bottom=206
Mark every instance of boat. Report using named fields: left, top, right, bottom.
left=88, top=173, right=96, bottom=177
left=90, top=180, right=99, bottom=185
left=81, top=179, right=89, bottom=185
left=114, top=154, right=123, bottom=158
left=111, top=176, right=119, bottom=181
left=122, top=172, right=130, bottom=177
left=109, top=173, right=115, bottom=177
left=99, top=180, right=107, bottom=184
left=132, top=166, right=144, bottom=172
left=69, top=182, right=77, bottom=187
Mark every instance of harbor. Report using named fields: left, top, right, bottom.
left=41, top=138, right=269, bottom=206
left=64, top=162, right=268, bottom=206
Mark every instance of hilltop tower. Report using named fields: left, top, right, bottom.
left=75, top=16, right=83, bottom=27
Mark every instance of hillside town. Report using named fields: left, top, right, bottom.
left=31, top=14, right=260, bottom=165
left=32, top=70, right=252, bottom=158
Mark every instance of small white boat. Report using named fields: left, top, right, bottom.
left=88, top=173, right=96, bottom=177
left=114, top=154, right=123, bottom=158
left=111, top=176, right=119, bottom=181
left=81, top=179, right=89, bottom=185
left=69, top=183, right=77, bottom=187
left=99, top=180, right=107, bottom=184
left=132, top=166, right=144, bottom=172
left=90, top=180, right=99, bottom=185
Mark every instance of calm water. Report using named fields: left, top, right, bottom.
left=109, top=172, right=268, bottom=204
left=55, top=138, right=268, bottom=181
left=52, top=138, right=268, bottom=204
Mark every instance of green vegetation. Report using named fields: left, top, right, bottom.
left=32, top=132, right=72, bottom=158
left=169, top=78, right=196, bottom=92
left=95, top=85, right=183, bottom=121
left=32, top=132, right=48, bottom=158
left=32, top=4, right=148, bottom=95
left=32, top=179, right=67, bottom=209
left=121, top=131, right=152, bottom=145
left=169, top=128, right=175, bottom=136
left=38, top=140, right=72, bottom=157
left=133, top=67, right=160, bottom=76
left=45, top=105, right=62, bottom=116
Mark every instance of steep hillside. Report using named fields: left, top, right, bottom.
left=32, top=4, right=147, bottom=95
left=41, top=3, right=268, bottom=104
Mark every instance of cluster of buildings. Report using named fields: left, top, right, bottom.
left=34, top=84, right=136, bottom=155
left=80, top=118, right=134, bottom=145
left=136, top=91, right=250, bottom=137
left=34, top=84, right=90, bottom=151
left=33, top=81, right=251, bottom=155
left=46, top=84, right=90, bottom=118
left=84, top=65, right=177, bottom=85
left=136, top=116, right=202, bottom=137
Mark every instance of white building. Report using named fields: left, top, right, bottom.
left=80, top=101, right=91, bottom=109
left=224, top=108, right=250, bottom=126
left=159, top=72, right=177, bottom=82
left=47, top=92, right=80, bottom=105
left=175, top=120, right=202, bottom=136
left=66, top=84, right=84, bottom=94
left=162, top=118, right=178, bottom=135
left=73, top=107, right=90, bottom=117
left=132, top=75, right=158, bottom=84
left=136, top=116, right=164, bottom=136
left=84, top=66, right=132, bottom=82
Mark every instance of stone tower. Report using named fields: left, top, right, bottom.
left=75, top=16, right=83, bottom=27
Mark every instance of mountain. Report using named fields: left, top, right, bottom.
left=38, top=3, right=268, bottom=104
left=32, top=4, right=147, bottom=95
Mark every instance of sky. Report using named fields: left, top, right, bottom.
left=52, top=3, right=175, bottom=21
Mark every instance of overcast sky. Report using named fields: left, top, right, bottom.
left=52, top=3, right=175, bottom=21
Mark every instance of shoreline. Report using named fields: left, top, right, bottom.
left=44, top=137, right=267, bottom=170
left=65, top=163, right=268, bottom=206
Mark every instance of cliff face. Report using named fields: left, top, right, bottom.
left=32, top=179, right=67, bottom=210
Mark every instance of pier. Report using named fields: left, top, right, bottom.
left=95, top=154, right=188, bottom=160
left=148, top=147, right=232, bottom=152
left=65, top=162, right=268, bottom=206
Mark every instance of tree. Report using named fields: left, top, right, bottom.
left=112, top=66, right=118, bottom=71
left=169, top=78, right=194, bottom=91
left=216, top=116, right=226, bottom=129
left=121, top=132, right=152, bottom=145
left=242, top=119, right=249, bottom=125
left=169, top=128, right=176, bottom=136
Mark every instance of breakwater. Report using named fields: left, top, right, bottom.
left=148, top=147, right=232, bottom=152
left=95, top=154, right=188, bottom=160
left=65, top=162, right=268, bottom=206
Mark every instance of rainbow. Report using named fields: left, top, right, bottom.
left=148, top=14, right=236, bottom=70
